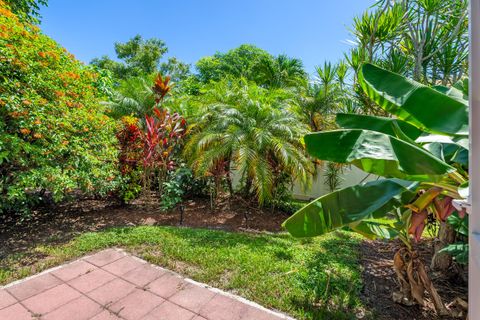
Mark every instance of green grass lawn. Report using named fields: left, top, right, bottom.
left=1, top=226, right=364, bottom=319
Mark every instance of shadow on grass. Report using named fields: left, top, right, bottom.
left=100, top=225, right=293, bottom=251
left=289, top=234, right=363, bottom=320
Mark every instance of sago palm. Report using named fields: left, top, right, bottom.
left=184, top=79, right=313, bottom=205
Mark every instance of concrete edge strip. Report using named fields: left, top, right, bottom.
left=1, top=247, right=296, bottom=319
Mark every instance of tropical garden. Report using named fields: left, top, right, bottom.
left=0, top=0, right=470, bottom=319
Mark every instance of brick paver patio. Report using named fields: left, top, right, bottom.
left=0, top=249, right=294, bottom=320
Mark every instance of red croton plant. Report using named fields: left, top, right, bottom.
left=117, top=73, right=187, bottom=195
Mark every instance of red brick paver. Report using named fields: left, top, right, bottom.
left=0, top=289, right=16, bottom=310
left=199, top=294, right=247, bottom=320
left=0, top=249, right=294, bottom=320
left=103, top=256, right=145, bottom=276
left=22, top=283, right=81, bottom=314
left=42, top=296, right=103, bottom=320
left=6, top=273, right=61, bottom=300
left=52, top=260, right=97, bottom=281
left=90, top=310, right=122, bottom=320
left=122, top=263, right=166, bottom=287
left=68, top=268, right=116, bottom=293
left=85, top=248, right=125, bottom=267
left=109, top=289, right=164, bottom=320
left=169, top=284, right=217, bottom=313
left=87, top=278, right=136, bottom=305
left=0, top=303, right=33, bottom=320
left=148, top=272, right=188, bottom=298
left=143, top=300, right=195, bottom=320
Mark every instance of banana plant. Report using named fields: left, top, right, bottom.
left=283, top=63, right=469, bottom=315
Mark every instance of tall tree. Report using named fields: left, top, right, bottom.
left=195, top=44, right=272, bottom=83
left=347, top=0, right=468, bottom=85
left=297, top=61, right=354, bottom=132
left=92, top=36, right=191, bottom=117
left=254, top=54, right=308, bottom=89
left=91, top=35, right=171, bottom=80
left=4, top=0, right=47, bottom=23
left=104, top=74, right=156, bottom=119
left=195, top=44, right=307, bottom=91
left=159, top=57, right=191, bottom=83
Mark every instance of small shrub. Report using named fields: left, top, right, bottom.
left=440, top=212, right=469, bottom=265
left=160, top=167, right=199, bottom=210
left=159, top=166, right=215, bottom=210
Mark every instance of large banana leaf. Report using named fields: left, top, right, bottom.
left=433, top=85, right=468, bottom=105
left=350, top=220, right=399, bottom=240
left=359, top=63, right=468, bottom=136
left=336, top=113, right=423, bottom=140
left=305, top=129, right=455, bottom=182
left=415, top=134, right=469, bottom=150
left=282, top=179, right=418, bottom=237
left=423, top=142, right=468, bottom=166
left=433, top=78, right=468, bottom=104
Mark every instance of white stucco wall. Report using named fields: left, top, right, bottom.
left=231, top=163, right=377, bottom=201
left=291, top=164, right=377, bottom=200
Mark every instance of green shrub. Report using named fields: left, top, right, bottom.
left=0, top=1, right=119, bottom=216
left=160, top=167, right=198, bottom=210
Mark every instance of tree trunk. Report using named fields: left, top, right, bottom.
left=393, top=248, right=449, bottom=316
left=431, top=221, right=455, bottom=271
left=226, top=172, right=234, bottom=196
left=414, top=54, right=423, bottom=82
left=244, top=177, right=252, bottom=198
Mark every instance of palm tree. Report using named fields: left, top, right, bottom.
left=104, top=74, right=156, bottom=119
left=255, top=54, right=308, bottom=89
left=315, top=61, right=337, bottom=94
left=184, top=79, right=313, bottom=206
left=297, top=62, right=354, bottom=131
left=296, top=84, right=332, bottom=132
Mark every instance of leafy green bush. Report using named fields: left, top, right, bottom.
left=0, top=1, right=119, bottom=215
left=160, top=168, right=191, bottom=210
left=440, top=212, right=469, bottom=264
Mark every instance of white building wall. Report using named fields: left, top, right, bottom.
left=231, top=164, right=377, bottom=201
left=291, top=164, right=377, bottom=200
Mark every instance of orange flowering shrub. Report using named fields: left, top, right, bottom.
left=0, top=1, right=119, bottom=215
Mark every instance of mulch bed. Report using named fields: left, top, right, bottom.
left=0, top=195, right=469, bottom=319
left=0, top=195, right=287, bottom=257
left=360, top=239, right=468, bottom=320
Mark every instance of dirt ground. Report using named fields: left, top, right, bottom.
left=360, top=239, right=468, bottom=320
left=0, top=195, right=287, bottom=257
left=0, top=195, right=469, bottom=320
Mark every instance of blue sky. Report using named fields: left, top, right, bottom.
left=40, top=0, right=374, bottom=74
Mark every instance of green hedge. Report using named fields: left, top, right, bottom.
left=0, top=1, right=120, bottom=215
